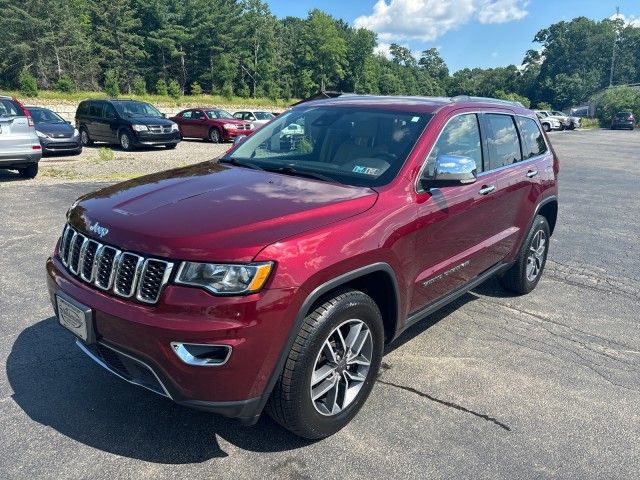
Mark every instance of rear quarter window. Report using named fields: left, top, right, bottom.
left=0, top=98, right=24, bottom=117
left=88, top=103, right=103, bottom=117
left=517, top=116, right=547, bottom=159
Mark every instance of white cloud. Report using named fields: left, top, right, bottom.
left=610, top=12, right=640, bottom=27
left=354, top=0, right=528, bottom=42
left=374, top=42, right=393, bottom=58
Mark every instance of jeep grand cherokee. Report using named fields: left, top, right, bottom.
left=46, top=95, right=559, bottom=439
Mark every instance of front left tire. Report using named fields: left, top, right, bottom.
left=267, top=289, right=384, bottom=439
left=119, top=130, right=134, bottom=151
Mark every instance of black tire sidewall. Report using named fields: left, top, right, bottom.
left=80, top=128, right=91, bottom=146
left=518, top=215, right=550, bottom=292
left=282, top=292, right=384, bottom=438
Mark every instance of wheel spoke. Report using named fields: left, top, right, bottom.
left=344, top=370, right=366, bottom=383
left=311, top=364, right=335, bottom=387
left=323, top=340, right=338, bottom=363
left=312, top=375, right=338, bottom=401
left=348, top=329, right=370, bottom=361
left=344, top=322, right=363, bottom=350
left=335, top=327, right=347, bottom=353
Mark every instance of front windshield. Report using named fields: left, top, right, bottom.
left=224, top=106, right=432, bottom=187
left=113, top=101, right=162, bottom=118
left=206, top=110, right=234, bottom=119
left=30, top=108, right=66, bottom=124
left=254, top=111, right=274, bottom=120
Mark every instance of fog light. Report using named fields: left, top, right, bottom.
left=170, top=342, right=232, bottom=366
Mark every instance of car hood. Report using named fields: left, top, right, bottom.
left=36, top=122, right=75, bottom=137
left=123, top=116, right=174, bottom=125
left=68, top=162, right=378, bottom=262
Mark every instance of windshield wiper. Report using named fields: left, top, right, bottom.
left=219, top=158, right=264, bottom=171
left=265, top=165, right=336, bottom=183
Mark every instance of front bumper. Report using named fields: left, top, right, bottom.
left=221, top=128, right=253, bottom=141
left=40, top=136, right=82, bottom=153
left=46, top=255, right=297, bottom=422
left=133, top=131, right=181, bottom=146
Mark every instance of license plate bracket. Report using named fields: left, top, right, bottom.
left=56, top=293, right=95, bottom=344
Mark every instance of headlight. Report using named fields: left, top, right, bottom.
left=170, top=122, right=179, bottom=132
left=131, top=124, right=148, bottom=132
left=175, top=262, right=273, bottom=295
left=223, top=123, right=239, bottom=130
left=73, top=128, right=80, bottom=137
left=36, top=130, right=49, bottom=138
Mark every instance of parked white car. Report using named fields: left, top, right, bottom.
left=232, top=110, right=276, bottom=128
left=535, top=111, right=562, bottom=132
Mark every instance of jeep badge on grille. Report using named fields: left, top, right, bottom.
left=89, top=222, right=109, bottom=238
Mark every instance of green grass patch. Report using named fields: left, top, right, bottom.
left=580, top=118, right=600, bottom=129
left=97, top=147, right=115, bottom=163
left=1, top=89, right=296, bottom=109
left=40, top=168, right=82, bottom=180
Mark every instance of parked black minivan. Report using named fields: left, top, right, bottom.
left=75, top=99, right=181, bottom=150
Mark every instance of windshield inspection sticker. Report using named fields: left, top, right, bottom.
left=352, top=166, right=380, bottom=175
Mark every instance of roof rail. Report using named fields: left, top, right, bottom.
left=450, top=95, right=525, bottom=108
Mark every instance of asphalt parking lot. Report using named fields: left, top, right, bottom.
left=1, top=128, right=639, bottom=478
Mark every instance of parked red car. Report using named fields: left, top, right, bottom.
left=47, top=95, right=559, bottom=439
left=170, top=108, right=254, bottom=143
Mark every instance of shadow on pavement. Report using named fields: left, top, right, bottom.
left=7, top=317, right=312, bottom=464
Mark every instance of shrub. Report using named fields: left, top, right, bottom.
left=167, top=79, right=181, bottom=100
left=104, top=70, right=120, bottom=97
left=155, top=79, right=168, bottom=96
left=580, top=118, right=600, bottom=129
left=97, top=147, right=114, bottom=162
left=222, top=82, right=234, bottom=100
left=56, top=75, right=75, bottom=93
left=536, top=102, right=552, bottom=110
left=18, top=68, right=38, bottom=97
left=190, top=81, right=202, bottom=96
left=132, top=76, right=147, bottom=96
left=592, top=86, right=640, bottom=125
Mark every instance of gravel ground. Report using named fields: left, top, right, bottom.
left=0, top=139, right=229, bottom=184
left=1, top=128, right=639, bottom=479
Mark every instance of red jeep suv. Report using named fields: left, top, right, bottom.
left=46, top=96, right=559, bottom=439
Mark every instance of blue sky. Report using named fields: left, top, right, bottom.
left=265, top=0, right=640, bottom=72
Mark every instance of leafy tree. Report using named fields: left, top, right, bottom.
left=132, top=76, right=147, bottom=95
left=155, top=78, right=168, bottom=95
left=104, top=69, right=120, bottom=97
left=592, top=86, right=640, bottom=124
left=167, top=79, right=182, bottom=99
left=305, top=10, right=348, bottom=89
left=18, top=67, right=38, bottom=96
left=56, top=75, right=75, bottom=93
left=190, top=81, right=202, bottom=95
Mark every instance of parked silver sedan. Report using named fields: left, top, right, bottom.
left=0, top=96, right=42, bottom=178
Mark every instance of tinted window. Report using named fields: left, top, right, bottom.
left=193, top=110, right=203, bottom=120
left=517, top=116, right=547, bottom=159
left=233, top=112, right=243, bottom=119
left=0, top=98, right=23, bottom=117
left=88, top=103, right=103, bottom=117
left=425, top=113, right=483, bottom=176
left=113, top=101, right=162, bottom=118
left=226, top=106, right=432, bottom=187
left=485, top=114, right=522, bottom=169
left=181, top=110, right=193, bottom=119
left=76, top=102, right=88, bottom=116
left=205, top=110, right=233, bottom=119
left=30, top=108, right=66, bottom=124
left=104, top=104, right=117, bottom=119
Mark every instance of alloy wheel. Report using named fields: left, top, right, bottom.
left=210, top=129, right=220, bottom=143
left=526, top=230, right=546, bottom=281
left=81, top=130, right=89, bottom=146
left=120, top=133, right=130, bottom=150
left=310, top=319, right=373, bottom=416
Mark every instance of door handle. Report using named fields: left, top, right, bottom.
left=526, top=170, right=539, bottom=178
left=478, top=185, right=496, bottom=195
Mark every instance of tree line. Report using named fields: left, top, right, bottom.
left=1, top=0, right=639, bottom=110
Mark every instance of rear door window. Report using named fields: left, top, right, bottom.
left=88, top=103, right=103, bottom=117
left=517, top=116, right=547, bottom=159
left=485, top=114, right=522, bottom=169
left=0, top=98, right=23, bottom=117
left=104, top=104, right=117, bottom=119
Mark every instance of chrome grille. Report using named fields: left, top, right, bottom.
left=148, top=125, right=172, bottom=134
left=58, top=225, right=173, bottom=304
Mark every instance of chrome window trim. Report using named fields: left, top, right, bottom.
left=136, top=259, right=174, bottom=304
left=59, top=225, right=72, bottom=265
left=113, top=253, right=145, bottom=298
left=415, top=110, right=549, bottom=192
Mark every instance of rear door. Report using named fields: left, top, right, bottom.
left=192, top=110, right=208, bottom=137
left=95, top=103, right=118, bottom=142
left=411, top=112, right=504, bottom=310
left=86, top=102, right=104, bottom=140
left=0, top=98, right=33, bottom=154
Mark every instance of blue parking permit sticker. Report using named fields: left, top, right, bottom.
left=353, top=166, right=380, bottom=175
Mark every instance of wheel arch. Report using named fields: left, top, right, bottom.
left=536, top=196, right=558, bottom=235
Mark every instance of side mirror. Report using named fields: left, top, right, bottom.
left=161, top=113, right=167, bottom=118
left=233, top=135, right=247, bottom=145
left=421, top=154, right=477, bottom=190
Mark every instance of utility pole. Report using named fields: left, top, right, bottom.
left=609, top=6, right=620, bottom=87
